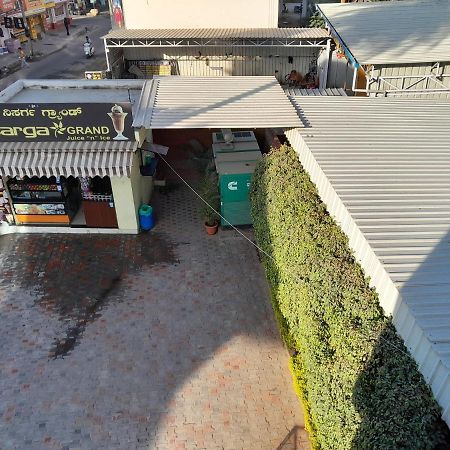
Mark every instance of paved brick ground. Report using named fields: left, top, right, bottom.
left=0, top=185, right=309, bottom=450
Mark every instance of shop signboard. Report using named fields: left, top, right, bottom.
left=0, top=103, right=135, bottom=142
left=44, top=0, right=66, bottom=6
left=23, top=0, right=45, bottom=12
left=14, top=203, right=66, bottom=215
left=85, top=70, right=107, bottom=80
left=0, top=0, right=17, bottom=12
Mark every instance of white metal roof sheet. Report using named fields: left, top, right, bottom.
left=318, top=0, right=450, bottom=65
left=284, top=87, right=347, bottom=96
left=104, top=27, right=329, bottom=40
left=286, top=96, right=450, bottom=425
left=133, top=76, right=301, bottom=129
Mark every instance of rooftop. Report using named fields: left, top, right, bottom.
left=104, top=27, right=330, bottom=47
left=133, top=76, right=301, bottom=129
left=0, top=79, right=144, bottom=109
left=286, top=95, right=450, bottom=426
left=318, top=0, right=450, bottom=65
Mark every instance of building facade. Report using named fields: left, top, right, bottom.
left=0, top=0, right=70, bottom=51
left=117, top=0, right=279, bottom=30
left=44, top=0, right=70, bottom=30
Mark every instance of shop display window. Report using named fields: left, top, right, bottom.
left=81, top=176, right=113, bottom=202
left=7, top=176, right=81, bottom=223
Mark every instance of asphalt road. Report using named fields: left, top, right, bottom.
left=0, top=15, right=111, bottom=91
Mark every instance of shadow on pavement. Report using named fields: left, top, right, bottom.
left=0, top=185, right=305, bottom=449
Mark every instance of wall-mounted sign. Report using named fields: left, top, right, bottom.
left=85, top=70, right=106, bottom=80
left=13, top=17, right=25, bottom=29
left=0, top=103, right=135, bottom=142
left=3, top=16, right=14, bottom=28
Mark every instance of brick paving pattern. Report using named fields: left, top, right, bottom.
left=0, top=185, right=309, bottom=450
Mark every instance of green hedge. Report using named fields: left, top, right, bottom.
left=250, top=145, right=449, bottom=450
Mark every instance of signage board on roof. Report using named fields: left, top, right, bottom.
left=0, top=103, right=135, bottom=142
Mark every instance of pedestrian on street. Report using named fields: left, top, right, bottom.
left=64, top=17, right=70, bottom=36
left=17, top=47, right=30, bottom=69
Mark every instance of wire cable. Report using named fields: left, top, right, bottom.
left=158, top=154, right=276, bottom=262
left=158, top=153, right=417, bottom=361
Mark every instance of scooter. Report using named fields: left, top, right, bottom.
left=83, top=37, right=94, bottom=58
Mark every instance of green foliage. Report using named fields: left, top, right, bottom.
left=309, top=11, right=325, bottom=28
left=250, top=145, right=448, bottom=450
left=200, top=170, right=219, bottom=226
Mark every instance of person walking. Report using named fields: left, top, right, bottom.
left=17, top=47, right=30, bottom=69
left=64, top=17, right=70, bottom=36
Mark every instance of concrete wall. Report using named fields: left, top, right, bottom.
left=111, top=173, right=138, bottom=232
left=111, top=151, right=153, bottom=233
left=121, top=0, right=278, bottom=29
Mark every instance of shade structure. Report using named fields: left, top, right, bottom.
left=104, top=27, right=329, bottom=46
left=0, top=140, right=138, bottom=178
left=133, top=76, right=302, bottom=129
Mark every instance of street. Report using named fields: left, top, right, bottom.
left=0, top=186, right=309, bottom=449
left=0, top=14, right=110, bottom=91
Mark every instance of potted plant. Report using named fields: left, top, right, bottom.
left=200, top=172, right=220, bottom=235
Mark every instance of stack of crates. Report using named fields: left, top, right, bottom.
left=213, top=133, right=262, bottom=226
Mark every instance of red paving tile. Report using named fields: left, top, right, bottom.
left=0, top=185, right=309, bottom=449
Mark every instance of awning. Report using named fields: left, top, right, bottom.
left=133, top=76, right=301, bottom=129
left=0, top=140, right=137, bottom=178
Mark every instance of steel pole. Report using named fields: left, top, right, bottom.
left=18, top=0, right=34, bottom=57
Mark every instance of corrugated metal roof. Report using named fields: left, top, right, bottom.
left=133, top=76, right=301, bottom=129
left=104, top=27, right=329, bottom=40
left=0, top=141, right=137, bottom=177
left=286, top=96, right=450, bottom=426
left=318, top=0, right=450, bottom=65
left=284, top=87, right=347, bottom=96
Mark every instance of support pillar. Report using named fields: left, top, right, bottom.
left=110, top=174, right=139, bottom=233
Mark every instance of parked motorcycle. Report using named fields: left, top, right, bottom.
left=83, top=36, right=94, bottom=58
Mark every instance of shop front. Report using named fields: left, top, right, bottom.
left=45, top=0, right=70, bottom=30
left=0, top=77, right=301, bottom=234
left=12, top=0, right=47, bottom=41
left=0, top=80, right=150, bottom=234
left=4, top=0, right=47, bottom=42
left=0, top=20, right=10, bottom=53
left=0, top=1, right=13, bottom=50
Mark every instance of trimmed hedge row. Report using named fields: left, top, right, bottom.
left=250, top=145, right=448, bottom=449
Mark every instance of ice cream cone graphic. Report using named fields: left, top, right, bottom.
left=108, top=104, right=129, bottom=141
